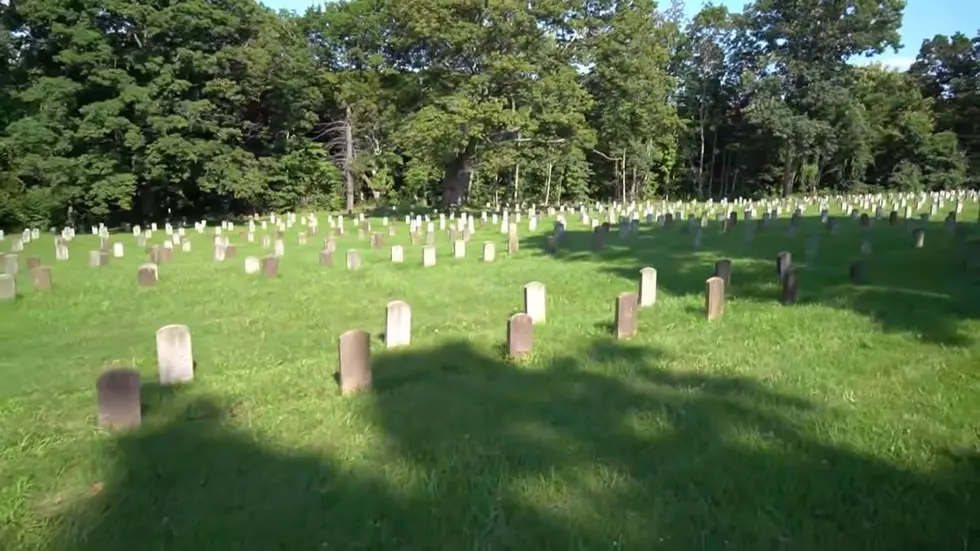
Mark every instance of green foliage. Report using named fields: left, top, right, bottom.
left=0, top=0, right=976, bottom=228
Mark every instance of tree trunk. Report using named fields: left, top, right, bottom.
left=344, top=105, right=355, bottom=213
left=781, top=143, right=796, bottom=197
left=544, top=162, right=553, bottom=205
left=513, top=161, right=520, bottom=204
left=709, top=130, right=719, bottom=198
left=621, top=151, right=627, bottom=204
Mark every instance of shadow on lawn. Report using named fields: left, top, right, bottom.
left=523, top=216, right=980, bottom=347
left=46, top=340, right=976, bottom=550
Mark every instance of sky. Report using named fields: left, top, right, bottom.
left=261, top=0, right=980, bottom=71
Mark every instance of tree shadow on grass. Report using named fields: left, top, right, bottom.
left=522, top=216, right=980, bottom=347
left=44, top=339, right=977, bottom=550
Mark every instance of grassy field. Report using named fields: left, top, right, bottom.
left=1, top=202, right=979, bottom=550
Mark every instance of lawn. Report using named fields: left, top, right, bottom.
left=1, top=200, right=978, bottom=550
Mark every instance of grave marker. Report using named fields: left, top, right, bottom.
left=615, top=292, right=638, bottom=339
left=0, top=274, right=14, bottom=300
left=156, top=325, right=194, bottom=385
left=338, top=330, right=371, bottom=394
left=385, top=301, right=412, bottom=348
left=705, top=277, right=725, bottom=320
left=523, top=282, right=546, bottom=324
left=96, top=368, right=141, bottom=429
left=638, top=267, right=657, bottom=307
left=507, top=313, right=533, bottom=358
left=30, top=266, right=51, bottom=291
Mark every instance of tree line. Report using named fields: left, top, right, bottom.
left=0, top=0, right=977, bottom=228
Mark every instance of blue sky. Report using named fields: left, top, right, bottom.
left=262, top=0, right=980, bottom=70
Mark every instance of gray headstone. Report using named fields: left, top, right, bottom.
left=338, top=330, right=371, bottom=394
left=96, top=368, right=141, bottom=429
left=615, top=292, right=638, bottom=339
left=507, top=313, right=533, bottom=358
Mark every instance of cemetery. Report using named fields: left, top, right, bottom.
left=1, top=193, right=979, bottom=549
left=2, top=0, right=980, bottom=547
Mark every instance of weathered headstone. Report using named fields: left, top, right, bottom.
left=638, top=267, right=657, bottom=307
left=713, top=259, right=732, bottom=288
left=781, top=269, right=798, bottom=304
left=705, top=276, right=725, bottom=320
left=591, top=227, right=605, bottom=251
left=338, top=330, right=371, bottom=394
left=346, top=250, right=361, bottom=270
left=213, top=244, right=226, bottom=262
left=30, top=266, right=51, bottom=290
left=156, top=324, right=194, bottom=385
left=385, top=300, right=412, bottom=348
left=137, top=263, right=158, bottom=287
left=507, top=313, right=533, bottom=359
left=26, top=256, right=40, bottom=269
left=390, top=245, right=404, bottom=263
left=319, top=250, right=333, bottom=267
left=849, top=260, right=865, bottom=284
left=523, top=282, right=546, bottom=324
left=913, top=228, right=925, bottom=249
left=262, top=255, right=279, bottom=278
left=0, top=274, right=14, bottom=300
left=96, top=368, right=141, bottom=429
left=776, top=251, right=792, bottom=277
left=244, top=256, right=260, bottom=274
left=422, top=246, right=436, bottom=267
left=4, top=253, right=19, bottom=276
left=483, top=242, right=495, bottom=262
left=615, top=292, right=638, bottom=339
left=453, top=239, right=466, bottom=258
left=507, top=235, right=519, bottom=255
left=545, top=235, right=557, bottom=254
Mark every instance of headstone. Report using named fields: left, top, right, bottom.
left=262, top=255, right=279, bottom=278
left=483, top=242, right=495, bottom=262
left=507, top=234, right=519, bottom=255
left=390, top=245, right=404, bottom=263
left=507, top=313, right=533, bottom=359
left=523, top=282, right=546, bottom=324
left=89, top=250, right=105, bottom=267
left=913, top=229, right=925, bottom=248
left=156, top=325, right=194, bottom=385
left=30, top=266, right=51, bottom=290
left=137, top=263, right=158, bottom=287
left=638, top=267, right=657, bottom=307
left=776, top=251, right=792, bottom=277
left=274, top=239, right=285, bottom=257
left=705, top=277, right=725, bottom=320
left=453, top=239, right=465, bottom=258
left=96, top=368, right=141, bottom=429
left=849, top=260, right=865, bottom=284
left=244, top=256, right=260, bottom=274
left=338, top=330, right=371, bottom=394
left=713, top=259, right=732, bottom=289
left=319, top=250, right=333, bottom=267
left=385, top=300, right=411, bottom=348
left=591, top=227, right=605, bottom=250
left=346, top=250, right=361, bottom=270
left=615, top=292, right=638, bottom=339
left=3, top=254, right=18, bottom=276
left=0, top=274, right=14, bottom=300
left=26, top=256, right=40, bottom=269
left=213, top=244, right=226, bottom=261
left=780, top=269, right=798, bottom=304
left=422, top=246, right=436, bottom=267
left=545, top=235, right=557, bottom=254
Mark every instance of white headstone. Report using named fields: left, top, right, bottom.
left=156, top=325, right=194, bottom=385
left=385, top=300, right=412, bottom=348
left=523, top=282, right=546, bottom=324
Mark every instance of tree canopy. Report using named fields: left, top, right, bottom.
left=0, top=0, right=975, bottom=229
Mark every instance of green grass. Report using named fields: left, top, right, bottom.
left=1, top=204, right=979, bottom=550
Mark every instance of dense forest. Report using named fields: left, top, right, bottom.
left=0, top=0, right=977, bottom=228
